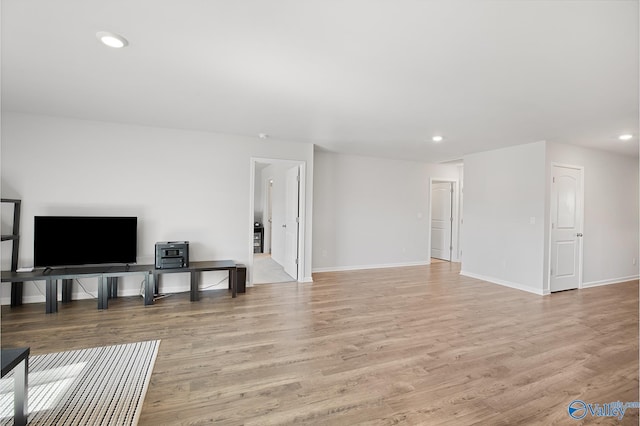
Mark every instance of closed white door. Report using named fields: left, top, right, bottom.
left=431, top=182, right=453, bottom=261
left=550, top=165, right=583, bottom=292
left=283, top=166, right=300, bottom=279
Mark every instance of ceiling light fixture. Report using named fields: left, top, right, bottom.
left=258, top=133, right=269, bottom=139
left=96, top=31, right=129, bottom=48
left=432, top=135, right=444, bottom=143
left=619, top=134, right=633, bottom=141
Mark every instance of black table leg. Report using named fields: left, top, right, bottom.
left=10, top=282, right=23, bottom=306
left=98, top=276, right=108, bottom=310
left=230, top=268, right=237, bottom=298
left=190, top=271, right=199, bottom=301
left=107, top=277, right=118, bottom=299
left=62, top=279, right=72, bottom=303
left=1, top=348, right=30, bottom=426
left=14, top=355, right=28, bottom=426
left=45, top=279, right=57, bottom=314
left=145, top=273, right=155, bottom=306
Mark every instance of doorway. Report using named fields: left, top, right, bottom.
left=250, top=159, right=305, bottom=285
left=549, top=164, right=584, bottom=292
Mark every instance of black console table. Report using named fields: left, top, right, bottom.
left=1, top=261, right=238, bottom=314
left=1, top=267, right=106, bottom=313
left=99, top=264, right=154, bottom=310
left=152, top=260, right=237, bottom=301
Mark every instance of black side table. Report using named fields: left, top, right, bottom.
left=1, top=347, right=29, bottom=426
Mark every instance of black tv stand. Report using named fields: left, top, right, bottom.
left=2, top=261, right=239, bottom=314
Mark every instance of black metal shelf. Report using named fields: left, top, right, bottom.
left=253, top=226, right=264, bottom=253
left=1, top=199, right=22, bottom=305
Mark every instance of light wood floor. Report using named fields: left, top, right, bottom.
left=2, top=263, right=638, bottom=425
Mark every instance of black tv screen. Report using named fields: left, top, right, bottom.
left=34, top=216, right=137, bottom=267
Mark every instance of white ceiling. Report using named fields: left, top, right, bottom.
left=2, top=0, right=638, bottom=162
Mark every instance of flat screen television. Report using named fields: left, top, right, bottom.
left=34, top=216, right=137, bottom=268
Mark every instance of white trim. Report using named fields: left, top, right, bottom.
left=460, top=270, right=546, bottom=296
left=582, top=276, right=639, bottom=289
left=295, top=164, right=306, bottom=281
left=301, top=276, right=313, bottom=283
left=2, top=291, right=105, bottom=305
left=313, top=261, right=430, bottom=273
left=2, top=295, right=45, bottom=305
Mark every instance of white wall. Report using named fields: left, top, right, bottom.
left=312, top=151, right=459, bottom=271
left=1, top=112, right=314, bottom=303
left=462, top=140, right=639, bottom=295
left=461, top=141, right=547, bottom=294
left=545, top=143, right=639, bottom=289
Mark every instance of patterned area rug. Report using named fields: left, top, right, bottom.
left=0, top=340, right=160, bottom=425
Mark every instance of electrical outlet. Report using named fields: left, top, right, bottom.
left=633, top=258, right=637, bottom=266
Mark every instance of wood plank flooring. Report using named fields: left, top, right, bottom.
left=2, top=262, right=638, bottom=425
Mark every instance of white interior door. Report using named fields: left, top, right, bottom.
left=283, top=166, right=300, bottom=279
left=550, top=165, right=583, bottom=292
left=431, top=182, right=453, bottom=261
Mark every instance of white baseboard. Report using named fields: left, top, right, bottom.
left=312, top=261, right=429, bottom=273
left=1, top=282, right=231, bottom=305
left=459, top=270, right=545, bottom=296
left=582, top=275, right=639, bottom=289
left=1, top=291, right=101, bottom=305
left=301, top=276, right=314, bottom=283
left=2, top=295, right=46, bottom=305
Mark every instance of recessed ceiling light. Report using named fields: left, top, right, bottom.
left=432, top=135, right=444, bottom=143
left=96, top=31, right=129, bottom=48
left=259, top=133, right=269, bottom=139
left=619, top=134, right=633, bottom=141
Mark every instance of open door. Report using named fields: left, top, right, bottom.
left=283, top=165, right=300, bottom=278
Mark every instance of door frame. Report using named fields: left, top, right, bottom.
left=546, top=162, right=585, bottom=294
left=249, top=158, right=307, bottom=285
left=428, top=177, right=460, bottom=263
